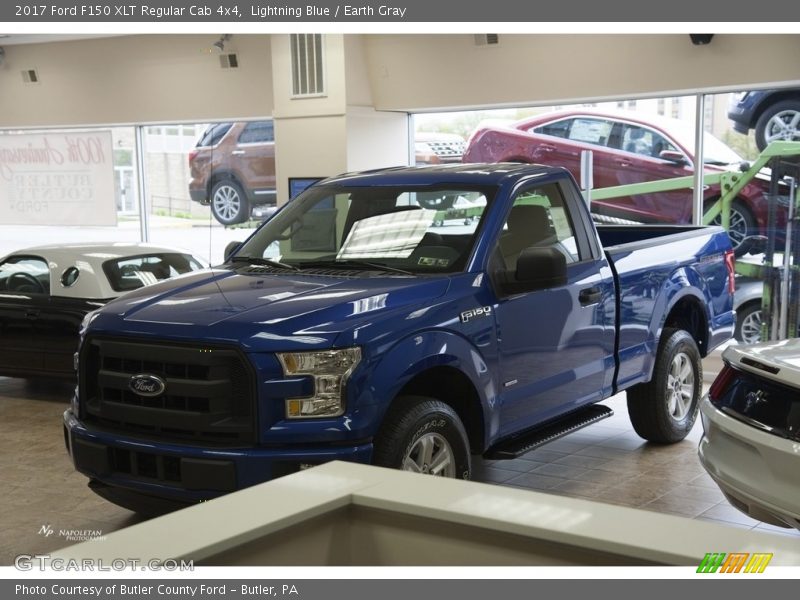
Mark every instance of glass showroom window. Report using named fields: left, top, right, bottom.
left=144, top=119, right=278, bottom=264
left=0, top=126, right=140, bottom=259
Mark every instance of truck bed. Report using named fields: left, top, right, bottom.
left=596, top=224, right=710, bottom=250
left=598, top=224, right=733, bottom=392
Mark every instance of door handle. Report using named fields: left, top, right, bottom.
left=25, top=309, right=40, bottom=319
left=231, top=150, right=246, bottom=155
left=614, top=159, right=632, bottom=168
left=539, top=144, right=556, bottom=153
left=579, top=287, right=603, bottom=306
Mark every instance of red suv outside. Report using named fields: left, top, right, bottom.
left=189, top=121, right=276, bottom=225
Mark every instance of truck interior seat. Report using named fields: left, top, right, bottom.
left=499, top=204, right=555, bottom=270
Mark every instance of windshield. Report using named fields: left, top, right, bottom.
left=668, top=123, right=744, bottom=165
left=235, top=184, right=496, bottom=274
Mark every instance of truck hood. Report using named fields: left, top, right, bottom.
left=93, top=268, right=451, bottom=351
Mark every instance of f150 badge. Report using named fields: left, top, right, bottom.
left=460, top=306, right=492, bottom=323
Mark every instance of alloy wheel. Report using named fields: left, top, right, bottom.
left=212, top=184, right=242, bottom=222
left=401, top=432, right=456, bottom=477
left=764, top=109, right=800, bottom=145
left=666, top=352, right=695, bottom=421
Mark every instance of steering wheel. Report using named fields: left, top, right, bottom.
left=7, top=272, right=46, bottom=294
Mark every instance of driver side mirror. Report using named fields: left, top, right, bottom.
left=224, top=241, right=242, bottom=261
left=659, top=150, right=687, bottom=165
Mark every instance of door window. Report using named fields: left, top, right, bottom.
left=498, top=183, right=580, bottom=270
left=238, top=121, right=275, bottom=144
left=620, top=124, right=679, bottom=158
left=0, top=256, right=50, bottom=294
left=566, top=118, right=614, bottom=147
left=532, top=118, right=572, bottom=138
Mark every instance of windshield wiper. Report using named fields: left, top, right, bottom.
left=300, top=259, right=414, bottom=276
left=230, top=255, right=299, bottom=271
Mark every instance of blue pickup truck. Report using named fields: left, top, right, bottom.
left=64, top=164, right=736, bottom=513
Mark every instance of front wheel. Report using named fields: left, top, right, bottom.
left=373, top=396, right=471, bottom=479
left=627, top=328, right=702, bottom=443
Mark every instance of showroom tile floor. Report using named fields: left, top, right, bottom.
left=1, top=350, right=797, bottom=565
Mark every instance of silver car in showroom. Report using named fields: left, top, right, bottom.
left=699, top=340, right=800, bottom=529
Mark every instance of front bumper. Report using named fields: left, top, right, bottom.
left=63, top=409, right=373, bottom=508
left=698, top=396, right=800, bottom=529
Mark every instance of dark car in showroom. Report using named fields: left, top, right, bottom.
left=728, top=88, right=800, bottom=151
left=463, top=109, right=787, bottom=255
left=189, top=121, right=277, bottom=226
left=0, top=243, right=207, bottom=380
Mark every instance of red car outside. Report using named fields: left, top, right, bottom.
left=463, top=109, right=785, bottom=254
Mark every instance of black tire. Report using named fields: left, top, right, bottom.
left=709, top=199, right=757, bottom=257
left=755, top=99, right=800, bottom=152
left=373, top=395, right=471, bottom=479
left=734, top=301, right=762, bottom=345
left=210, top=179, right=250, bottom=225
left=627, top=328, right=702, bottom=443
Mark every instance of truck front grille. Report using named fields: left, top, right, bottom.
left=80, top=337, right=256, bottom=446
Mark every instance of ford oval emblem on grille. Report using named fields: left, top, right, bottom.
left=129, top=374, right=166, bottom=397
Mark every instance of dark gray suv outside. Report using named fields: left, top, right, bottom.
left=728, top=88, right=800, bottom=151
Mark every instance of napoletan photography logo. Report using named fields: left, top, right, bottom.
left=38, top=524, right=106, bottom=543
left=696, top=552, right=773, bottom=573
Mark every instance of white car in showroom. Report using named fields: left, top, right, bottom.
left=0, top=243, right=208, bottom=380
left=699, top=340, right=800, bottom=529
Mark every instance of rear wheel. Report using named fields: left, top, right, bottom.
left=735, top=302, right=762, bottom=344
left=211, top=180, right=250, bottom=225
left=755, top=99, right=800, bottom=151
left=373, top=395, right=471, bottom=479
left=627, top=328, right=702, bottom=443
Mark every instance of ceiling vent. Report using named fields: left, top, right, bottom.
left=474, top=34, right=500, bottom=46
left=21, top=69, right=39, bottom=84
left=219, top=53, right=239, bottom=69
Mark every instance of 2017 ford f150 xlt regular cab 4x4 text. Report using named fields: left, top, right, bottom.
left=64, top=164, right=736, bottom=513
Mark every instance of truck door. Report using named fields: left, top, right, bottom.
left=490, top=180, right=616, bottom=437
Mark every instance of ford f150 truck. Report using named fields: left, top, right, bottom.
left=64, top=163, right=736, bottom=513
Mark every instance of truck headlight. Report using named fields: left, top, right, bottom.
left=277, top=347, right=361, bottom=419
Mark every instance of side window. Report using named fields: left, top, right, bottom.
left=532, top=118, right=572, bottom=139
left=621, top=124, right=679, bottom=158
left=498, top=183, right=580, bottom=271
left=102, top=254, right=202, bottom=292
left=0, top=255, right=50, bottom=294
left=197, top=122, right=232, bottom=147
left=238, top=121, right=275, bottom=144
left=566, top=118, right=614, bottom=147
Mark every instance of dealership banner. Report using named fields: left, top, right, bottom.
left=2, top=0, right=800, bottom=21
left=0, top=131, right=117, bottom=227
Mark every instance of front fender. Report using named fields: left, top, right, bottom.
left=355, top=330, right=498, bottom=445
